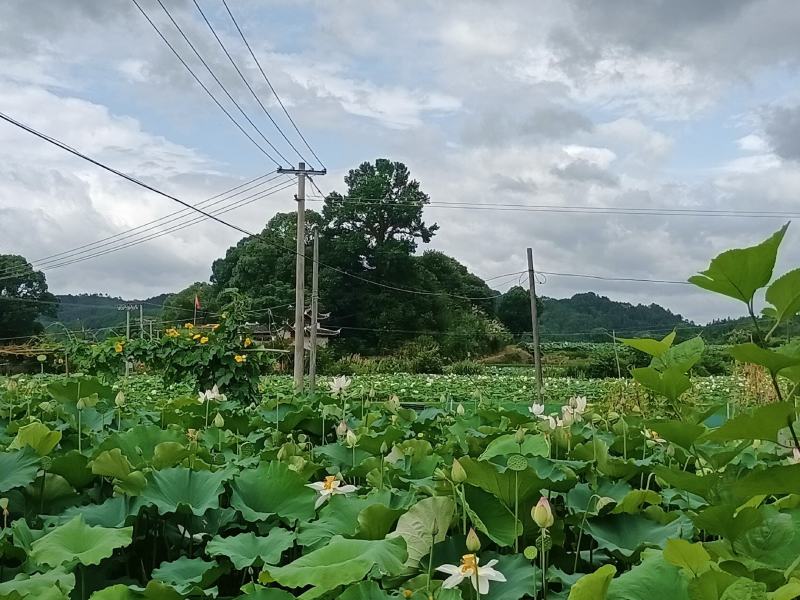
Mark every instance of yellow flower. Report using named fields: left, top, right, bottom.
left=184, top=323, right=194, bottom=329
left=244, top=337, right=252, bottom=348
left=165, top=328, right=179, bottom=338
left=193, top=333, right=201, bottom=340
left=200, top=336, right=209, bottom=344
left=114, top=342, right=124, bottom=353
left=234, top=354, right=247, bottom=363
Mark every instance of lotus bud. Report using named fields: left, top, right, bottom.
left=380, top=441, right=388, bottom=454
left=0, top=498, right=8, bottom=511
left=114, top=391, right=126, bottom=408
left=213, top=413, right=224, bottom=428
left=515, top=427, right=526, bottom=445
left=466, top=527, right=481, bottom=552
left=336, top=420, right=349, bottom=437
left=6, top=380, right=18, bottom=393
left=76, top=398, right=86, bottom=410
left=433, top=467, right=448, bottom=480
left=451, top=458, right=467, bottom=484
left=532, top=496, right=554, bottom=529
left=456, top=403, right=465, bottom=416
left=596, top=496, right=615, bottom=511
left=345, top=429, right=358, bottom=448
left=277, top=446, right=287, bottom=461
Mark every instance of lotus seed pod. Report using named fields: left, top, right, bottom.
left=451, top=458, right=467, bottom=483
left=297, top=433, right=307, bottom=444
left=532, top=496, right=554, bottom=529
left=466, top=527, right=481, bottom=552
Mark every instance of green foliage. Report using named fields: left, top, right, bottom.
left=0, top=254, right=58, bottom=338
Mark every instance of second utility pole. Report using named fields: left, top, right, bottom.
left=278, top=162, right=326, bottom=392
left=527, top=247, right=544, bottom=402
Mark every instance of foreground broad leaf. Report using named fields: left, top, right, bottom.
left=569, top=564, right=616, bottom=600
left=0, top=448, right=40, bottom=493
left=152, top=556, right=225, bottom=595
left=265, top=536, right=407, bottom=597
left=0, top=568, right=75, bottom=600
left=395, top=496, right=455, bottom=567
left=631, top=367, right=691, bottom=403
left=729, top=343, right=800, bottom=375
left=30, top=515, right=133, bottom=567
left=764, top=268, right=800, bottom=330
left=688, top=223, right=788, bottom=304
left=662, top=539, right=710, bottom=577
left=206, top=528, right=295, bottom=569
left=607, top=549, right=690, bottom=600
left=701, top=402, right=794, bottom=443
left=231, top=461, right=317, bottom=522
left=8, top=421, right=62, bottom=456
left=140, top=466, right=228, bottom=516
left=585, top=515, right=691, bottom=559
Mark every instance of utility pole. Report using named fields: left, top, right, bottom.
left=139, top=305, right=144, bottom=340
left=309, top=226, right=320, bottom=393
left=526, top=248, right=543, bottom=401
left=149, top=320, right=154, bottom=340
left=277, top=162, right=326, bottom=392
left=126, top=310, right=131, bottom=341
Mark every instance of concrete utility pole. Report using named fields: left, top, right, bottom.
left=277, top=162, right=326, bottom=392
left=309, top=226, right=320, bottom=393
left=139, top=305, right=144, bottom=340
left=126, top=310, right=131, bottom=341
left=527, top=248, right=544, bottom=401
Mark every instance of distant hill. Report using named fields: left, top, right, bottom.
left=537, top=292, right=695, bottom=341
left=42, top=293, right=170, bottom=336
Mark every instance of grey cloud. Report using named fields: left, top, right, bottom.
left=551, top=160, right=619, bottom=187
left=462, top=105, right=593, bottom=147
left=762, top=104, right=800, bottom=161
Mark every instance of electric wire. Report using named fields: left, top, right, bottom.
left=221, top=0, right=325, bottom=169
left=191, top=0, right=311, bottom=166
left=130, top=0, right=282, bottom=166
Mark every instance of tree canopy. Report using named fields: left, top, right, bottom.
left=0, top=255, right=58, bottom=338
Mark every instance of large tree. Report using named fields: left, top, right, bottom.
left=0, top=255, right=58, bottom=338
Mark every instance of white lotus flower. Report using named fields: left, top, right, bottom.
left=329, top=375, right=352, bottom=396
left=437, top=554, right=506, bottom=595
left=789, top=448, right=800, bottom=464
left=561, top=405, right=576, bottom=426
left=569, top=395, right=588, bottom=414
left=529, top=403, right=545, bottom=418
left=198, top=385, right=225, bottom=404
left=306, top=475, right=357, bottom=508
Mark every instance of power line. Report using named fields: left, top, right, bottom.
left=538, top=270, right=690, bottom=286
left=0, top=112, right=497, bottom=302
left=221, top=0, right=325, bottom=169
left=0, top=173, right=286, bottom=278
left=191, top=0, right=311, bottom=166
left=309, top=196, right=800, bottom=219
left=130, top=0, right=283, bottom=166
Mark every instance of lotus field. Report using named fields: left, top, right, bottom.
left=1, top=228, right=800, bottom=600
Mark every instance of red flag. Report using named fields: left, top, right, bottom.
left=194, top=294, right=201, bottom=310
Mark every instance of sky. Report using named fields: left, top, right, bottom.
left=1, top=0, right=800, bottom=324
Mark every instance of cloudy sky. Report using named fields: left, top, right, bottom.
left=1, top=0, right=799, bottom=324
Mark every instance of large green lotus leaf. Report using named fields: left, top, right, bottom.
left=478, top=433, right=549, bottom=461
left=355, top=503, right=406, bottom=540
left=701, top=401, right=794, bottom=443
left=25, top=472, right=79, bottom=515
left=233, top=586, right=298, bottom=599
left=265, top=536, right=407, bottom=596
left=99, top=425, right=185, bottom=469
left=691, top=505, right=762, bottom=544
left=458, top=457, right=540, bottom=507
left=394, top=496, right=455, bottom=567
left=568, top=564, right=616, bottom=600
left=461, top=552, right=535, bottom=600
left=8, top=421, right=62, bottom=456
left=206, top=528, right=295, bottom=569
left=314, top=444, right=372, bottom=469
left=30, top=515, right=133, bottom=567
left=730, top=343, right=800, bottom=375
left=728, top=465, right=800, bottom=500
left=91, top=448, right=148, bottom=496
left=688, top=223, right=788, bottom=304
left=47, top=376, right=113, bottom=404
left=231, top=461, right=316, bottom=523
left=619, top=332, right=676, bottom=358
left=731, top=508, right=800, bottom=569
left=769, top=579, right=800, bottom=600
left=652, top=336, right=705, bottom=373
left=49, top=450, right=93, bottom=489
left=718, top=578, right=768, bottom=599
left=585, top=514, right=691, bottom=559
left=686, top=569, right=738, bottom=600
left=338, top=581, right=393, bottom=600
left=60, top=495, right=133, bottom=528
left=653, top=466, right=720, bottom=501
left=646, top=420, right=705, bottom=450
left=152, top=556, right=225, bottom=595
left=0, top=448, right=40, bottom=493
left=632, top=366, right=690, bottom=403
left=607, top=549, right=690, bottom=600
left=662, top=539, right=711, bottom=577
left=764, top=268, right=800, bottom=328
left=297, top=494, right=370, bottom=548
left=463, top=484, right=520, bottom=548
left=0, top=568, right=75, bottom=599
left=140, top=467, right=228, bottom=516
left=610, top=490, right=661, bottom=515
